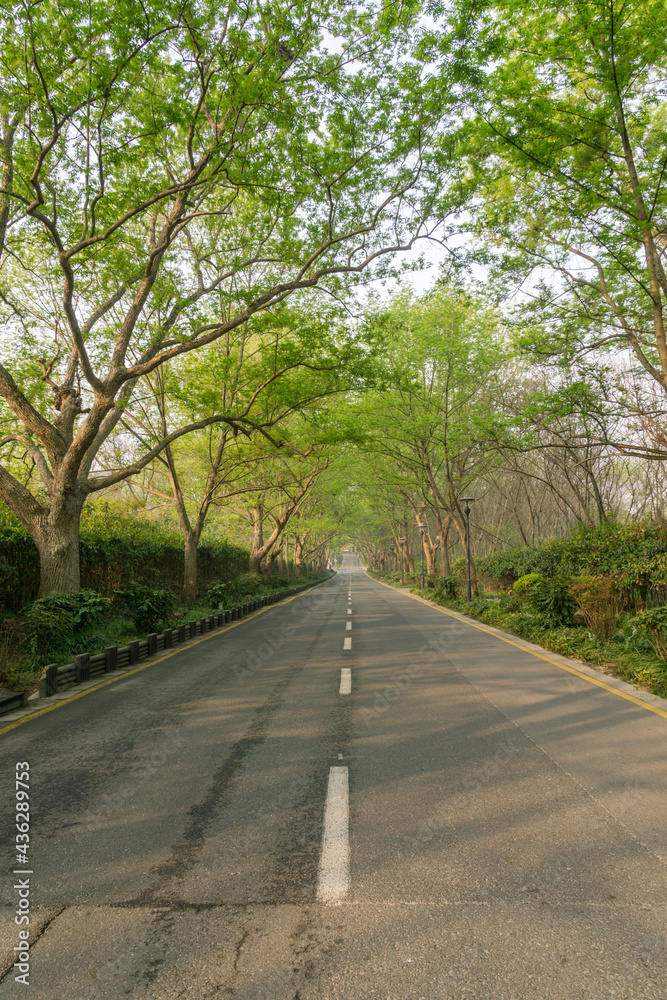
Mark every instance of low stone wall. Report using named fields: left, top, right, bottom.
left=38, top=581, right=320, bottom=698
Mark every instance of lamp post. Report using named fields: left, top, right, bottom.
left=419, top=524, right=425, bottom=589
left=459, top=497, right=475, bottom=601
left=398, top=536, right=405, bottom=587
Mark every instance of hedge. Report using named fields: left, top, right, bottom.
left=0, top=502, right=249, bottom=612
left=473, top=519, right=667, bottom=609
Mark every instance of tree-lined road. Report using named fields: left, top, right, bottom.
left=1, top=558, right=666, bottom=998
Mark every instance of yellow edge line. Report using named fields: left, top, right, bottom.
left=375, top=578, right=667, bottom=720
left=0, top=583, right=323, bottom=738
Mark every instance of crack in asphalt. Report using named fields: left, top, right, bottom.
left=125, top=667, right=301, bottom=910
left=122, top=585, right=343, bottom=913
left=0, top=906, right=66, bottom=984
left=141, top=907, right=177, bottom=987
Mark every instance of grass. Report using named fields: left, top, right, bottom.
left=369, top=572, right=667, bottom=700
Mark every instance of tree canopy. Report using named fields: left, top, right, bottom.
left=0, top=0, right=448, bottom=594
left=2, top=0, right=667, bottom=601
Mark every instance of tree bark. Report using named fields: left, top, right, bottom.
left=183, top=529, right=198, bottom=604
left=260, top=550, right=278, bottom=576
left=294, top=536, right=305, bottom=576
left=32, top=494, right=85, bottom=597
left=423, top=534, right=436, bottom=578
left=439, top=516, right=452, bottom=576
left=249, top=504, right=266, bottom=574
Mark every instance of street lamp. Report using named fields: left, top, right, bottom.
left=398, top=536, right=405, bottom=586
left=459, top=497, right=475, bottom=601
left=419, top=524, right=425, bottom=589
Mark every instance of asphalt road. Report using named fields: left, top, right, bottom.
left=0, top=553, right=665, bottom=999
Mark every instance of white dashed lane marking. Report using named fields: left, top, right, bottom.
left=317, top=766, right=350, bottom=903
left=339, top=668, right=351, bottom=695
left=343, top=637, right=352, bottom=650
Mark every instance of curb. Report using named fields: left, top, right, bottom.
left=373, top=577, right=667, bottom=719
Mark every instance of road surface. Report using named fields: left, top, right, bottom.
left=1, top=555, right=665, bottom=998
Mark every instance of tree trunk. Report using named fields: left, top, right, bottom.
left=423, top=536, right=436, bottom=578
left=0, top=464, right=87, bottom=597
left=260, top=550, right=277, bottom=576
left=249, top=505, right=265, bottom=575
left=249, top=550, right=263, bottom=575
left=183, top=529, right=198, bottom=604
left=33, top=498, right=84, bottom=597
left=294, top=538, right=305, bottom=576
left=440, top=517, right=451, bottom=576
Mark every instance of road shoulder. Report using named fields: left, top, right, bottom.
left=374, top=578, right=667, bottom=719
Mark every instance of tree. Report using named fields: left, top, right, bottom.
left=445, top=0, right=667, bottom=450
left=0, top=0, right=446, bottom=595
left=111, top=301, right=355, bottom=599
left=231, top=440, right=331, bottom=575
left=351, top=285, right=506, bottom=579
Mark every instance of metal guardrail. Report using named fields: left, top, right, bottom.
left=38, top=582, right=318, bottom=699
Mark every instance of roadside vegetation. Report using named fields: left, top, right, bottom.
left=369, top=520, right=667, bottom=698
left=0, top=500, right=332, bottom=692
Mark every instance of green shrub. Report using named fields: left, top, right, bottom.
left=234, top=572, right=267, bottom=596
left=567, top=575, right=618, bottom=638
left=23, top=590, right=111, bottom=662
left=465, top=595, right=497, bottom=617
left=625, top=606, right=667, bottom=662
left=113, top=584, right=175, bottom=632
left=435, top=575, right=459, bottom=601
left=513, top=573, right=545, bottom=596
left=206, top=573, right=266, bottom=606
left=476, top=519, right=667, bottom=609
left=205, top=580, right=243, bottom=607
left=527, top=576, right=578, bottom=627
